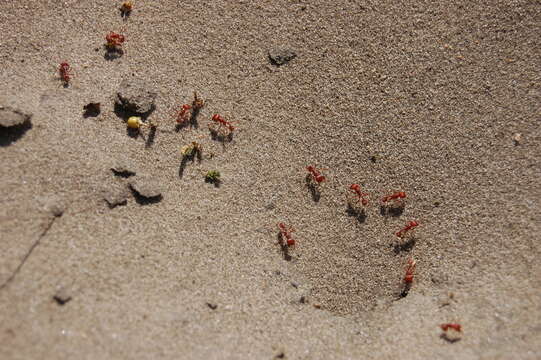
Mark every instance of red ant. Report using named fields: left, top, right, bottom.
left=105, top=31, right=126, bottom=50
left=440, top=323, right=462, bottom=333
left=58, top=62, right=71, bottom=85
left=277, top=222, right=295, bottom=246
left=209, top=114, right=235, bottom=136
left=174, top=92, right=205, bottom=126
left=306, top=166, right=326, bottom=184
left=403, top=258, right=416, bottom=284
left=395, top=220, right=419, bottom=238
left=349, top=184, right=369, bottom=206
left=381, top=191, right=406, bottom=207
left=175, top=104, right=192, bottom=125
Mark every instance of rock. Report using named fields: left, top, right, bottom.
left=129, top=176, right=163, bottom=202
left=268, top=48, right=297, bottom=66
left=103, top=185, right=129, bottom=208
left=41, top=196, right=65, bottom=217
left=116, top=78, right=157, bottom=114
left=0, top=106, right=32, bottom=128
left=110, top=159, right=136, bottom=177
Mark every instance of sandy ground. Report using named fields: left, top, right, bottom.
left=1, top=0, right=540, bottom=359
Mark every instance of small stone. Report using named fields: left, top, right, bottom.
left=512, top=133, right=522, bottom=146
left=268, top=48, right=297, bottom=66
left=41, top=197, right=65, bottom=217
left=0, top=106, right=32, bottom=128
left=111, top=159, right=136, bottom=177
left=53, top=288, right=72, bottom=305
left=116, top=78, right=157, bottom=114
left=129, top=176, right=163, bottom=200
left=103, top=185, right=129, bottom=208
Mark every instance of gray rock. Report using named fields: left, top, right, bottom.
left=103, top=185, right=129, bottom=208
left=129, top=176, right=163, bottom=200
left=116, top=78, right=157, bottom=114
left=268, top=48, right=297, bottom=66
left=0, top=106, right=32, bottom=127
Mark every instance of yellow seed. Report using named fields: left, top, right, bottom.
left=127, top=116, right=142, bottom=129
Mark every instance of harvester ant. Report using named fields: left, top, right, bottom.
left=58, top=62, right=72, bottom=86
left=306, top=166, right=326, bottom=184
left=440, top=323, right=462, bottom=342
left=399, top=258, right=416, bottom=297
left=209, top=113, right=235, bottom=140
left=277, top=222, right=296, bottom=247
left=396, top=220, right=419, bottom=239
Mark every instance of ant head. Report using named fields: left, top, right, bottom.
left=306, top=165, right=314, bottom=172
left=212, top=114, right=221, bottom=121
left=350, top=184, right=360, bottom=190
left=316, top=175, right=326, bottom=183
left=182, top=104, right=191, bottom=110
left=399, top=191, right=406, bottom=198
left=410, top=220, right=419, bottom=227
left=286, top=239, right=295, bottom=246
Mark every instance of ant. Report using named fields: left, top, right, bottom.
left=277, top=222, right=295, bottom=246
left=440, top=323, right=462, bottom=333
left=105, top=31, right=126, bottom=50
left=395, top=220, right=419, bottom=239
left=440, top=323, right=462, bottom=342
left=120, top=1, right=133, bottom=17
left=306, top=166, right=326, bottom=184
left=58, top=62, right=72, bottom=86
left=381, top=191, right=407, bottom=206
left=175, top=92, right=205, bottom=127
left=398, top=258, right=416, bottom=297
left=348, top=184, right=369, bottom=207
left=403, top=258, right=416, bottom=284
left=175, top=104, right=192, bottom=125
left=209, top=114, right=235, bottom=137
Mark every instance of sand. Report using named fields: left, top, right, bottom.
left=1, top=0, right=540, bottom=359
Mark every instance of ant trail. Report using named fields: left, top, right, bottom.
left=0, top=215, right=59, bottom=291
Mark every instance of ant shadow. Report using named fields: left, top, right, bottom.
left=277, top=233, right=292, bottom=261
left=380, top=205, right=404, bottom=217
left=440, top=333, right=461, bottom=343
left=392, top=238, right=416, bottom=254
left=0, top=122, right=32, bottom=147
left=346, top=203, right=367, bottom=223
left=104, top=46, right=124, bottom=61
left=178, top=151, right=202, bottom=179
left=145, top=126, right=156, bottom=149
left=398, top=283, right=412, bottom=298
left=209, top=128, right=233, bottom=148
left=305, top=175, right=321, bottom=203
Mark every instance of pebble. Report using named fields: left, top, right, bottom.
left=129, top=175, right=163, bottom=200
left=103, top=185, right=129, bottom=208
left=0, top=106, right=32, bottom=127
left=116, top=78, right=157, bottom=114
left=53, top=287, right=72, bottom=305
left=268, top=48, right=297, bottom=66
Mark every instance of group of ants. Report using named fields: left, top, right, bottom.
left=279, top=169, right=462, bottom=341
left=56, top=0, right=461, bottom=342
